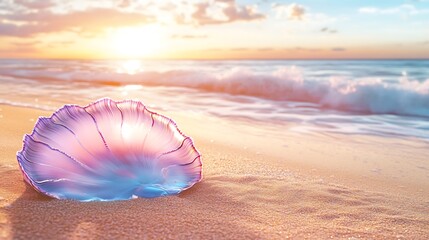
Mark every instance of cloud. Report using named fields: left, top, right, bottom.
left=272, top=3, right=306, bottom=20
left=0, top=44, right=39, bottom=55
left=202, top=47, right=348, bottom=53
left=171, top=34, right=207, bottom=39
left=0, top=1, right=267, bottom=38
left=14, top=0, right=55, bottom=9
left=257, top=48, right=274, bottom=52
left=358, top=7, right=378, bottom=14
left=0, top=8, right=154, bottom=37
left=223, top=47, right=280, bottom=52
left=222, top=2, right=265, bottom=22
left=117, top=0, right=132, bottom=8
left=185, top=0, right=265, bottom=25
left=230, top=47, right=249, bottom=51
left=11, top=40, right=41, bottom=47
left=358, top=4, right=429, bottom=15
left=320, top=27, right=337, bottom=34
left=272, top=3, right=336, bottom=25
left=293, top=47, right=321, bottom=52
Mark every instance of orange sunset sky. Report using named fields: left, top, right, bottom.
left=0, top=0, right=429, bottom=59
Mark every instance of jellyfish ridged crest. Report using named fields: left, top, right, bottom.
left=16, top=99, right=202, bottom=201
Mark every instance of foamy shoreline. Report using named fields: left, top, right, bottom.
left=1, top=59, right=429, bottom=142
left=0, top=104, right=428, bottom=239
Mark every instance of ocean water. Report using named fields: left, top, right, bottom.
left=0, top=59, right=428, bottom=141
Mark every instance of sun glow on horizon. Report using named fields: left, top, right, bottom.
left=109, top=26, right=163, bottom=58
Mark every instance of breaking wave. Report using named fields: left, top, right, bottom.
left=2, top=65, right=429, bottom=118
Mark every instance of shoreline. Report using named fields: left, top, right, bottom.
left=0, top=104, right=428, bottom=239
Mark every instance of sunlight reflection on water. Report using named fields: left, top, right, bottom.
left=116, top=60, right=143, bottom=75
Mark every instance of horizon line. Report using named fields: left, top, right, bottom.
left=1, top=57, right=429, bottom=61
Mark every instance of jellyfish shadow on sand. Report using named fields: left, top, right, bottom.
left=4, top=178, right=261, bottom=239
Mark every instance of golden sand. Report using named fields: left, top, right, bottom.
left=0, top=105, right=428, bottom=239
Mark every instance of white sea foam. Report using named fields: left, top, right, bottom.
left=2, top=64, right=429, bottom=118
left=1, top=59, right=428, bottom=141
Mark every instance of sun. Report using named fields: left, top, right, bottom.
left=109, top=26, right=163, bottom=58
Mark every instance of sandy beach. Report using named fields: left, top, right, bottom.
left=1, top=104, right=428, bottom=239
left=1, top=0, right=429, bottom=238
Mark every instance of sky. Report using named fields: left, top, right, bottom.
left=0, top=0, right=429, bottom=59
